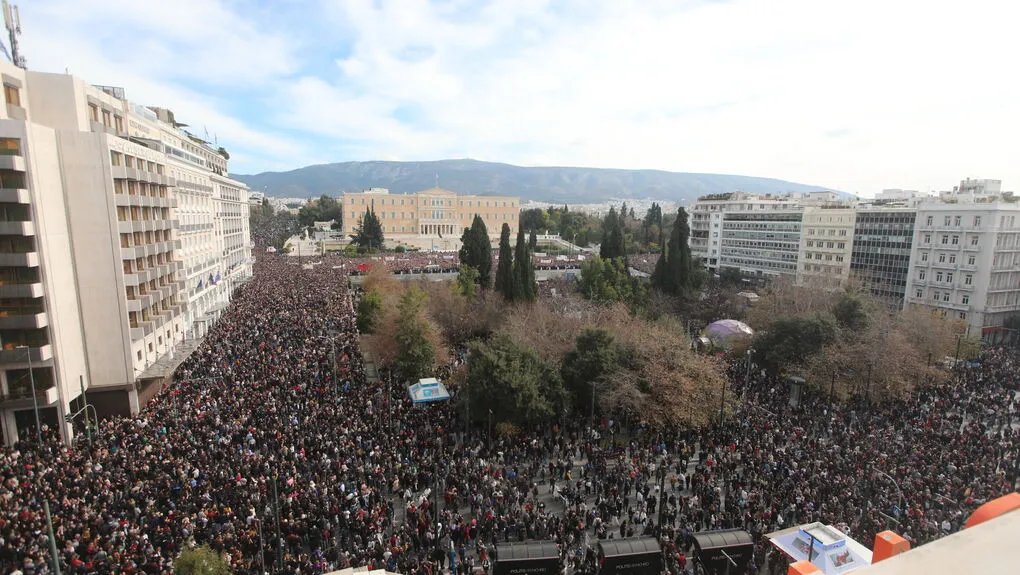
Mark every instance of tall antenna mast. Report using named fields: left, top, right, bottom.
left=2, top=1, right=25, bottom=69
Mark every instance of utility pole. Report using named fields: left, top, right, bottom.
left=17, top=346, right=42, bottom=443
left=272, top=475, right=283, bottom=569
left=80, top=375, right=93, bottom=450
left=44, top=501, right=61, bottom=575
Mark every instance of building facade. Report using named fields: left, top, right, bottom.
left=343, top=187, right=520, bottom=250
left=0, top=61, right=251, bottom=443
left=850, top=207, right=917, bottom=307
left=796, top=207, right=856, bottom=289
left=905, top=200, right=1020, bottom=337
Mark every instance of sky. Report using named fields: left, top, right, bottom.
left=16, top=0, right=1020, bottom=195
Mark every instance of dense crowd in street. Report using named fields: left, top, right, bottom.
left=1, top=254, right=1017, bottom=575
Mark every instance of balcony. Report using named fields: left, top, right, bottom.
left=0, top=188, right=30, bottom=203
left=0, top=343, right=53, bottom=363
left=0, top=282, right=43, bottom=298
left=0, top=251, right=39, bottom=267
left=0, top=311, right=48, bottom=330
left=1, top=381, right=58, bottom=405
left=0, top=220, right=39, bottom=236
left=0, top=155, right=25, bottom=172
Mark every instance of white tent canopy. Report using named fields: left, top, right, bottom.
left=407, top=378, right=451, bottom=404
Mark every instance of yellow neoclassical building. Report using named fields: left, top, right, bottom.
left=342, top=187, right=520, bottom=249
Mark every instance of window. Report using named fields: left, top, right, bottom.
left=915, top=289, right=923, bottom=298
left=967, top=255, right=976, bottom=265
left=826, top=242, right=834, bottom=248
left=3, top=84, right=19, bottom=106
left=919, top=270, right=926, bottom=280
left=959, top=312, right=967, bottom=320
left=954, top=216, right=962, bottom=226
left=837, top=242, right=845, bottom=249
left=806, top=241, right=813, bottom=247
left=946, top=273, right=953, bottom=283
left=944, top=216, right=951, bottom=226
left=835, top=255, right=844, bottom=262
left=949, top=254, right=956, bottom=264
left=921, top=252, right=928, bottom=262
left=924, top=234, right=931, bottom=244
left=951, top=235, right=959, bottom=245
left=940, top=235, right=948, bottom=245
left=137, top=350, right=142, bottom=361
left=110, top=151, right=122, bottom=166
left=942, top=292, right=950, bottom=302
left=808, top=229, right=815, bottom=235
left=964, top=274, right=973, bottom=285
left=839, top=229, right=847, bottom=236
left=938, top=253, right=946, bottom=263
left=962, top=295, right=969, bottom=305
left=974, top=216, right=982, bottom=227
left=931, top=291, right=939, bottom=300
left=970, top=235, right=979, bottom=246
left=115, top=115, right=124, bottom=133
left=926, top=216, right=933, bottom=225
left=828, top=229, right=836, bottom=236
left=935, top=272, right=943, bottom=282
left=102, top=109, right=111, bottom=127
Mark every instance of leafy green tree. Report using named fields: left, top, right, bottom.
left=494, top=223, right=515, bottom=297
left=561, top=328, right=623, bottom=417
left=356, top=289, right=382, bottom=334
left=528, top=229, right=538, bottom=251
left=832, top=293, right=869, bottom=332
left=464, top=334, right=564, bottom=425
left=512, top=227, right=536, bottom=302
left=174, top=546, right=231, bottom=575
left=579, top=255, right=633, bottom=304
left=455, top=264, right=479, bottom=299
left=599, top=208, right=626, bottom=260
left=520, top=208, right=548, bottom=232
left=652, top=207, right=698, bottom=295
left=752, top=313, right=837, bottom=374
left=395, top=287, right=436, bottom=382
left=717, top=266, right=744, bottom=288
left=458, top=215, right=492, bottom=288
left=350, top=208, right=384, bottom=249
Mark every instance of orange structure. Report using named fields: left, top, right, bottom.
left=787, top=559, right=821, bottom=575
left=964, top=492, right=1020, bottom=529
left=871, top=531, right=910, bottom=563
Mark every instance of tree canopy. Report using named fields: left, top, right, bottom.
left=463, top=334, right=564, bottom=425
left=599, top=207, right=627, bottom=260
left=174, top=546, right=231, bottom=575
left=395, top=287, right=438, bottom=382
left=458, top=215, right=492, bottom=288
left=651, top=207, right=701, bottom=295
left=350, top=208, right=384, bottom=249
left=511, top=227, right=537, bottom=302
left=494, top=223, right=515, bottom=298
left=298, top=194, right=343, bottom=230
left=579, top=255, right=635, bottom=305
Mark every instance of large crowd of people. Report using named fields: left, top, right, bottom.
left=1, top=254, right=1017, bottom=575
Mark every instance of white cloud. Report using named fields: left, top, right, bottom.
left=13, top=0, right=1020, bottom=192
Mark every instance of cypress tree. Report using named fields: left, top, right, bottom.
left=652, top=207, right=694, bottom=295
left=528, top=229, right=538, bottom=252
left=458, top=215, right=492, bottom=288
left=512, top=227, right=536, bottom=302
left=495, top=223, right=515, bottom=298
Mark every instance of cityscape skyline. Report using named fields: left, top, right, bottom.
left=16, top=0, right=1019, bottom=197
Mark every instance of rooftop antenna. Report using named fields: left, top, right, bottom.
left=1, top=1, right=25, bottom=69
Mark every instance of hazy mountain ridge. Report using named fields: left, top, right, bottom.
left=232, top=159, right=836, bottom=203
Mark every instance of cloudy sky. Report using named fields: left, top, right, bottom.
left=18, top=0, right=1018, bottom=195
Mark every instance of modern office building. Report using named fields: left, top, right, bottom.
left=0, top=61, right=251, bottom=443
left=849, top=207, right=917, bottom=307
left=690, top=191, right=844, bottom=278
left=343, top=187, right=520, bottom=250
left=796, top=207, right=856, bottom=289
left=905, top=193, right=1020, bottom=338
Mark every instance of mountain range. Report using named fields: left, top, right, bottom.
left=232, top=159, right=835, bottom=204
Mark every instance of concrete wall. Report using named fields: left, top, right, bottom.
left=56, top=131, right=134, bottom=390
left=26, top=122, right=90, bottom=437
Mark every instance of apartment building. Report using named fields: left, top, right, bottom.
left=0, top=65, right=90, bottom=444
left=797, top=207, right=856, bottom=289
left=343, top=187, right=520, bottom=250
left=905, top=196, right=1020, bottom=337
left=850, top=207, right=917, bottom=307
left=0, top=61, right=251, bottom=442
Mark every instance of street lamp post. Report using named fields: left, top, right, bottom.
left=16, top=345, right=42, bottom=443
left=873, top=469, right=905, bottom=518
left=830, top=369, right=837, bottom=403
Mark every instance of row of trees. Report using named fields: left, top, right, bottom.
left=746, top=281, right=978, bottom=400
left=297, top=195, right=343, bottom=230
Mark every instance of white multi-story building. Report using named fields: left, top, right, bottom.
left=690, top=191, right=847, bottom=282
left=797, top=207, right=856, bottom=289
left=0, top=61, right=251, bottom=443
left=905, top=190, right=1020, bottom=338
